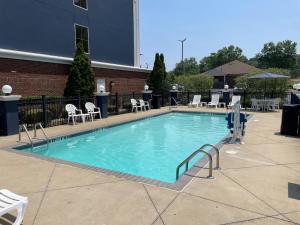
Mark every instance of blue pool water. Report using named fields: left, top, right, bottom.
left=22, top=112, right=228, bottom=183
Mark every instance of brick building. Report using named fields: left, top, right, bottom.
left=0, top=0, right=149, bottom=96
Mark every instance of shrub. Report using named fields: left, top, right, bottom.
left=64, top=43, right=95, bottom=97
left=235, top=68, right=291, bottom=93
left=149, top=53, right=169, bottom=93
left=175, top=74, right=213, bottom=92
left=290, top=69, right=300, bottom=78
left=19, top=109, right=54, bottom=124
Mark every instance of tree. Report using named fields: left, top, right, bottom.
left=148, top=53, right=168, bottom=93
left=64, top=43, right=95, bottom=96
left=199, top=45, right=248, bottom=73
left=256, top=40, right=297, bottom=69
left=171, top=57, right=200, bottom=76
left=160, top=53, right=167, bottom=80
left=248, top=57, right=259, bottom=67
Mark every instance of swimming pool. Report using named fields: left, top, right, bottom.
left=20, top=112, right=228, bottom=183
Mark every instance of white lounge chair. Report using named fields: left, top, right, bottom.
left=66, top=104, right=89, bottom=125
left=85, top=102, right=101, bottom=121
left=139, top=99, right=150, bottom=111
left=189, top=95, right=201, bottom=107
left=228, top=95, right=241, bottom=108
left=131, top=99, right=143, bottom=112
left=0, top=189, right=28, bottom=225
left=207, top=94, right=220, bottom=108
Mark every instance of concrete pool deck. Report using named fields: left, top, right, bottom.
left=0, top=107, right=299, bottom=225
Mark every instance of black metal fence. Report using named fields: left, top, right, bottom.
left=18, top=91, right=291, bottom=129
left=18, top=95, right=95, bottom=129
left=179, top=90, right=289, bottom=108
left=17, top=93, right=148, bottom=129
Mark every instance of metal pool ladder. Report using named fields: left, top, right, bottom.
left=176, top=144, right=220, bottom=180
left=19, top=123, right=49, bottom=148
left=169, top=97, right=179, bottom=109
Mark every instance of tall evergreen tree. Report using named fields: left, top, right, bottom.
left=149, top=53, right=168, bottom=93
left=160, top=53, right=167, bottom=79
left=64, top=43, right=95, bottom=97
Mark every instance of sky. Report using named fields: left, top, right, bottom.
left=140, top=0, right=300, bottom=71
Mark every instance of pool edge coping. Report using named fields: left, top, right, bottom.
left=1, top=110, right=250, bottom=191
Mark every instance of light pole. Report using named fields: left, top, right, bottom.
left=179, top=38, right=187, bottom=74
left=139, top=53, right=143, bottom=68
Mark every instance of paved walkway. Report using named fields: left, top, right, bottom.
left=0, top=107, right=299, bottom=225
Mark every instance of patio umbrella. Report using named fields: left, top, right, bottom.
left=248, top=73, right=290, bottom=98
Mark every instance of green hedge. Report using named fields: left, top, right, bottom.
left=175, top=74, right=213, bottom=92
left=19, top=109, right=54, bottom=124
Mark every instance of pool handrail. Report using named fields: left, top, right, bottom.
left=200, top=144, right=220, bottom=169
left=34, top=123, right=49, bottom=144
left=18, top=124, right=33, bottom=148
left=176, top=144, right=220, bottom=180
left=18, top=123, right=49, bottom=149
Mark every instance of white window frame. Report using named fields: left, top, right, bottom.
left=73, top=0, right=88, bottom=10
left=74, top=24, right=90, bottom=54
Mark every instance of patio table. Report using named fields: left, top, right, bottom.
left=255, top=99, right=276, bottom=112
left=81, top=113, right=91, bottom=123
left=218, top=102, right=226, bottom=108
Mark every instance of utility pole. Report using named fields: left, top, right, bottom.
left=178, top=38, right=187, bottom=74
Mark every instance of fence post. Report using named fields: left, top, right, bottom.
left=187, top=91, right=190, bottom=104
left=115, top=92, right=119, bottom=114
left=271, top=91, right=274, bottom=98
left=42, top=95, right=47, bottom=127
left=209, top=90, right=211, bottom=100
left=243, top=90, right=246, bottom=109
left=78, top=93, right=81, bottom=109
left=132, top=92, right=135, bottom=99
left=161, top=92, right=165, bottom=107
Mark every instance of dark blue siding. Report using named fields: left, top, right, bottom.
left=0, top=0, right=134, bottom=66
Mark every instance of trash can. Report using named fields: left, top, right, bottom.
left=280, top=104, right=300, bottom=136
left=223, top=91, right=230, bottom=107
left=291, top=93, right=300, bottom=104
left=152, top=95, right=161, bottom=109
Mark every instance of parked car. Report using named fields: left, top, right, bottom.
left=293, top=83, right=300, bottom=91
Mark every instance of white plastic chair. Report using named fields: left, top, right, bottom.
left=85, top=102, right=101, bottom=121
left=228, top=96, right=241, bottom=108
left=250, top=99, right=258, bottom=111
left=139, top=99, right=150, bottom=111
left=65, top=104, right=88, bottom=125
left=207, top=94, right=220, bottom=108
left=145, top=100, right=151, bottom=110
left=0, top=189, right=28, bottom=225
left=271, top=98, right=281, bottom=111
left=131, top=99, right=143, bottom=112
left=189, top=95, right=201, bottom=107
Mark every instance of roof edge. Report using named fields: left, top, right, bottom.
left=0, top=48, right=151, bottom=73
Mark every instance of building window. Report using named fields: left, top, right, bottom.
left=73, top=0, right=88, bottom=10
left=75, top=24, right=89, bottom=53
